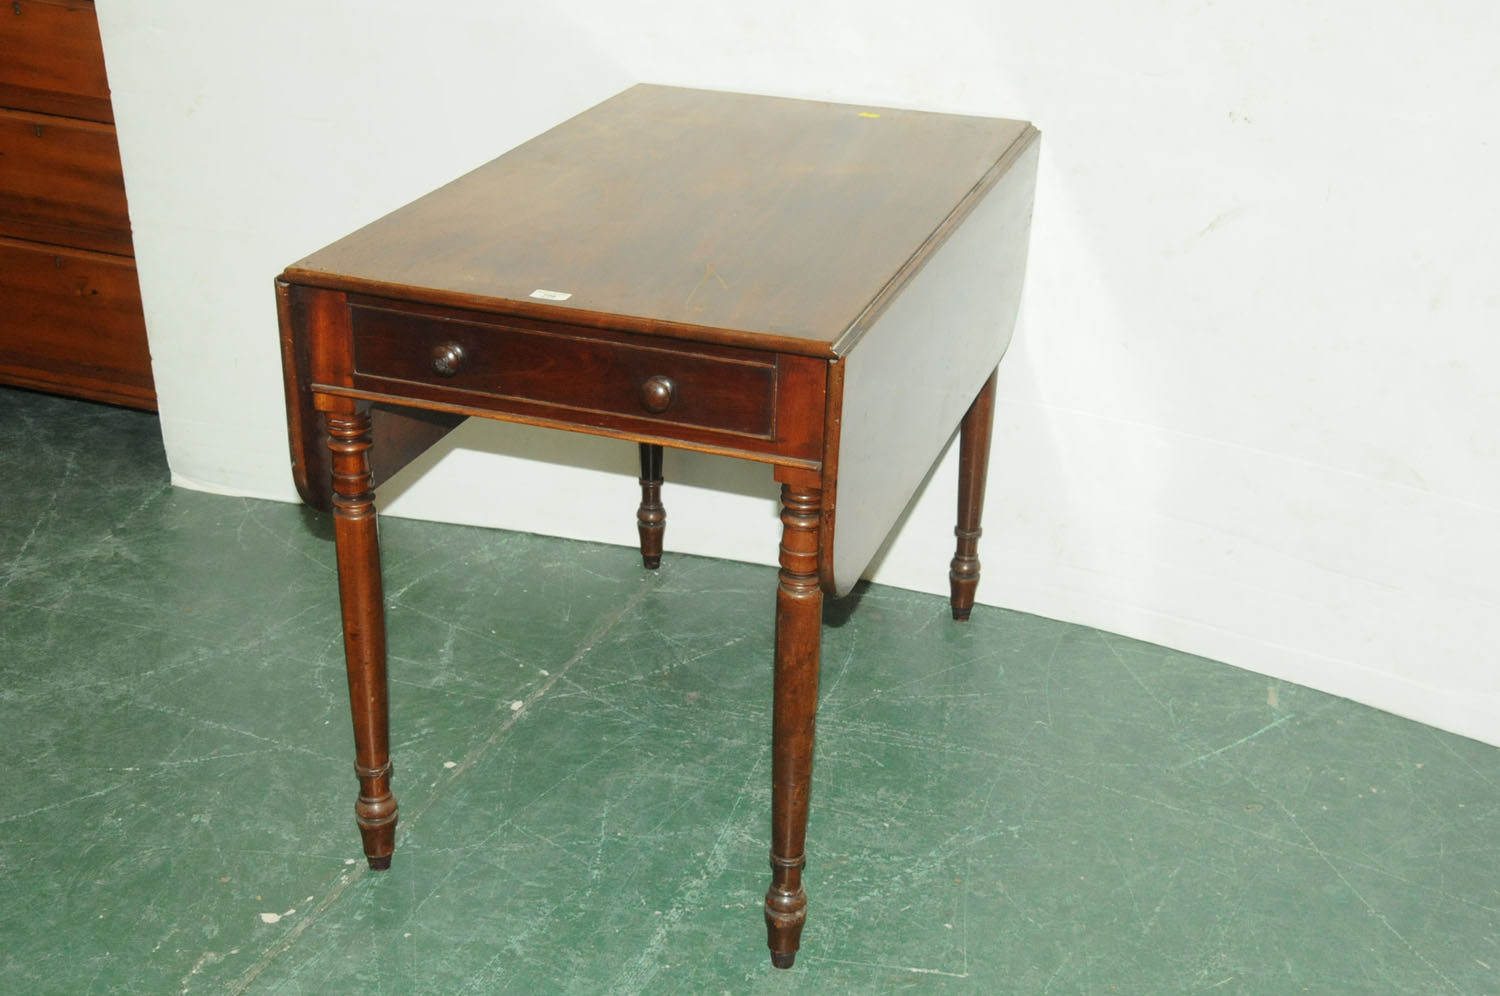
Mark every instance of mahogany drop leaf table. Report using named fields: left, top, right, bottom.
left=277, top=84, right=1039, bottom=968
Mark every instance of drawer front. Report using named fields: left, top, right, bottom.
left=0, top=0, right=113, bottom=123
left=0, top=237, right=154, bottom=407
left=349, top=303, right=777, bottom=439
left=0, top=108, right=132, bottom=255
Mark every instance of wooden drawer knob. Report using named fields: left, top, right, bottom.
left=639, top=376, right=676, bottom=413
left=430, top=342, right=465, bottom=377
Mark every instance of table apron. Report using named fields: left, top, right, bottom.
left=308, top=384, right=824, bottom=471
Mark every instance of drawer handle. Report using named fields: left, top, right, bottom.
left=430, top=342, right=466, bottom=377
left=639, top=376, right=676, bottom=414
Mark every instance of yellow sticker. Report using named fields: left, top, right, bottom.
left=858, top=112, right=880, bottom=118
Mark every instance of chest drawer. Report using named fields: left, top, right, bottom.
left=348, top=302, right=778, bottom=439
left=0, top=108, right=132, bottom=255
left=0, top=237, right=152, bottom=407
left=0, top=0, right=113, bottom=123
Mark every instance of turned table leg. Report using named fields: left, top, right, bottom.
left=950, top=369, right=998, bottom=621
left=637, top=442, right=665, bottom=569
left=765, top=479, right=823, bottom=968
left=326, top=405, right=398, bottom=868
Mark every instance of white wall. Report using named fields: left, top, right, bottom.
left=96, top=1, right=1500, bottom=743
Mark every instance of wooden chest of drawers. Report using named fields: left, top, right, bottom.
left=0, top=0, right=154, bottom=409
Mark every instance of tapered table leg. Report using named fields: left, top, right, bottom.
left=765, top=479, right=823, bottom=968
left=326, top=405, right=397, bottom=868
left=950, top=370, right=997, bottom=621
left=637, top=443, right=665, bottom=569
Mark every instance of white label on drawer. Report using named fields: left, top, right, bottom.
left=529, top=288, right=572, bottom=301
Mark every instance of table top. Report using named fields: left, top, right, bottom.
left=280, top=85, right=1040, bottom=596
left=284, top=84, right=1034, bottom=358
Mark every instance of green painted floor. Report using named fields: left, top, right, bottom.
left=3, top=386, right=1498, bottom=995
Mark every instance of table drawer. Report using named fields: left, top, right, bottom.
left=349, top=303, right=777, bottom=439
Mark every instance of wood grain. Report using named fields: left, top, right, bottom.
left=765, top=474, right=824, bottom=969
left=277, top=281, right=466, bottom=512
left=349, top=301, right=778, bottom=438
left=950, top=370, right=998, bottom=619
left=0, top=107, right=132, bottom=255
left=0, top=236, right=151, bottom=407
left=324, top=403, right=398, bottom=869
left=285, top=85, right=1030, bottom=357
left=0, top=0, right=114, bottom=124
left=636, top=442, right=665, bottom=569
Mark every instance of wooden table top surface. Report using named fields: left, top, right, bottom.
left=284, top=84, right=1034, bottom=358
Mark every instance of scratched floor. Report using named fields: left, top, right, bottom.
left=3, top=386, right=1499, bottom=995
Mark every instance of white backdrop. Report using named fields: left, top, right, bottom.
left=95, top=1, right=1500, bottom=744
